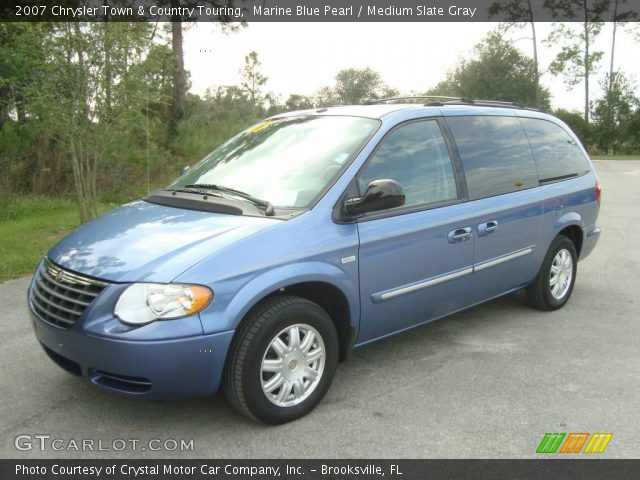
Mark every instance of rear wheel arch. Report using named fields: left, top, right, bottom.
left=558, top=224, right=583, bottom=258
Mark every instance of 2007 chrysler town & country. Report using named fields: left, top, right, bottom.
left=28, top=98, right=601, bottom=424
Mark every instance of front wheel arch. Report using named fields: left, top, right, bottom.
left=223, top=295, right=339, bottom=424
left=220, top=265, right=358, bottom=361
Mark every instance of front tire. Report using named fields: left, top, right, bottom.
left=223, top=295, right=339, bottom=424
left=527, top=235, right=578, bottom=311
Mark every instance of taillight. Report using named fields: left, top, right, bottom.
left=595, top=180, right=602, bottom=206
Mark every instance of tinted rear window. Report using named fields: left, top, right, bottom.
left=446, top=116, right=538, bottom=200
left=519, top=118, right=590, bottom=183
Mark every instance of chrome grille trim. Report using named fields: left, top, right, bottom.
left=31, top=258, right=108, bottom=329
left=43, top=257, right=108, bottom=288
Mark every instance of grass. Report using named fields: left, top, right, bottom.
left=0, top=197, right=113, bottom=282
left=591, top=154, right=640, bottom=160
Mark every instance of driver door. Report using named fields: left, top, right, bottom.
left=355, top=119, right=477, bottom=343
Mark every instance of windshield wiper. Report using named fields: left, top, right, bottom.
left=178, top=184, right=275, bottom=216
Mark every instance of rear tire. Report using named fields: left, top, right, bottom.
left=527, top=235, right=577, bottom=311
left=223, top=295, right=338, bottom=424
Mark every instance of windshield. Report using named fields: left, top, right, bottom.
left=169, top=115, right=380, bottom=209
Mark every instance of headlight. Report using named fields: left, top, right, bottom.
left=114, top=283, right=213, bottom=325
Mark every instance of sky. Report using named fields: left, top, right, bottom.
left=183, top=22, right=640, bottom=112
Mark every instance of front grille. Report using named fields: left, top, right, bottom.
left=31, top=258, right=108, bottom=328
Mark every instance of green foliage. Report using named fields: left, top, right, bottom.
left=171, top=91, right=261, bottom=169
left=489, top=4, right=544, bottom=108
left=591, top=154, right=640, bottom=160
left=552, top=108, right=593, bottom=149
left=1, top=19, right=639, bottom=248
left=547, top=23, right=604, bottom=87
left=315, top=67, right=398, bottom=106
left=240, top=51, right=268, bottom=108
left=591, top=72, right=640, bottom=154
left=426, top=31, right=550, bottom=109
left=0, top=23, right=174, bottom=222
left=314, top=85, right=339, bottom=107
left=544, top=1, right=609, bottom=122
left=489, top=0, right=534, bottom=21
left=285, top=94, right=314, bottom=111
left=335, top=68, right=385, bottom=104
left=0, top=24, right=51, bottom=125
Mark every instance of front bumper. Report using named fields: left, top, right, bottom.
left=30, top=307, right=234, bottom=400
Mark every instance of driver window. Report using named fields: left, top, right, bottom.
left=358, top=120, right=458, bottom=209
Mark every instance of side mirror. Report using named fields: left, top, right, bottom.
left=344, top=179, right=405, bottom=215
left=180, top=165, right=190, bottom=176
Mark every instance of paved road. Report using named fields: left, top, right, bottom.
left=1, top=161, right=639, bottom=459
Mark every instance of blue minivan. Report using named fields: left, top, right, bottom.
left=28, top=98, right=601, bottom=424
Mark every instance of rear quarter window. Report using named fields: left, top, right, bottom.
left=446, top=116, right=538, bottom=200
left=519, top=117, right=591, bottom=183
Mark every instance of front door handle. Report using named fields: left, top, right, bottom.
left=448, top=227, right=472, bottom=244
left=478, top=220, right=499, bottom=237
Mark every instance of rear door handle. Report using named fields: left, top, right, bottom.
left=448, top=227, right=472, bottom=244
left=478, top=220, right=499, bottom=236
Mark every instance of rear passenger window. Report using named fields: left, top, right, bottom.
left=446, top=116, right=538, bottom=200
left=520, top=118, right=590, bottom=183
left=358, top=120, right=458, bottom=208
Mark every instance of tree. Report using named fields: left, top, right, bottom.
left=171, top=18, right=187, bottom=131
left=314, top=67, right=398, bottom=106
left=591, top=71, right=640, bottom=153
left=553, top=108, right=592, bottom=148
left=545, top=0, right=609, bottom=123
left=0, top=24, right=52, bottom=207
left=7, top=22, right=170, bottom=222
left=606, top=1, right=637, bottom=109
left=0, top=24, right=50, bottom=128
left=314, top=86, right=339, bottom=107
left=489, top=0, right=543, bottom=107
left=427, top=31, right=551, bottom=109
left=240, top=51, right=268, bottom=107
left=333, top=67, right=397, bottom=104
left=204, top=85, right=257, bottom=120
left=264, top=92, right=282, bottom=116
left=285, top=94, right=314, bottom=111
left=334, top=67, right=382, bottom=104
left=622, top=107, right=640, bottom=154
left=159, top=0, right=243, bottom=136
left=36, top=23, right=108, bottom=222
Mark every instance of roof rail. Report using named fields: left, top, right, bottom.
left=424, top=98, right=540, bottom=111
left=366, top=96, right=471, bottom=105
left=366, top=96, right=539, bottom=111
left=427, top=98, right=523, bottom=107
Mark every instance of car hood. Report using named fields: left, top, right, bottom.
left=47, top=200, right=278, bottom=283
